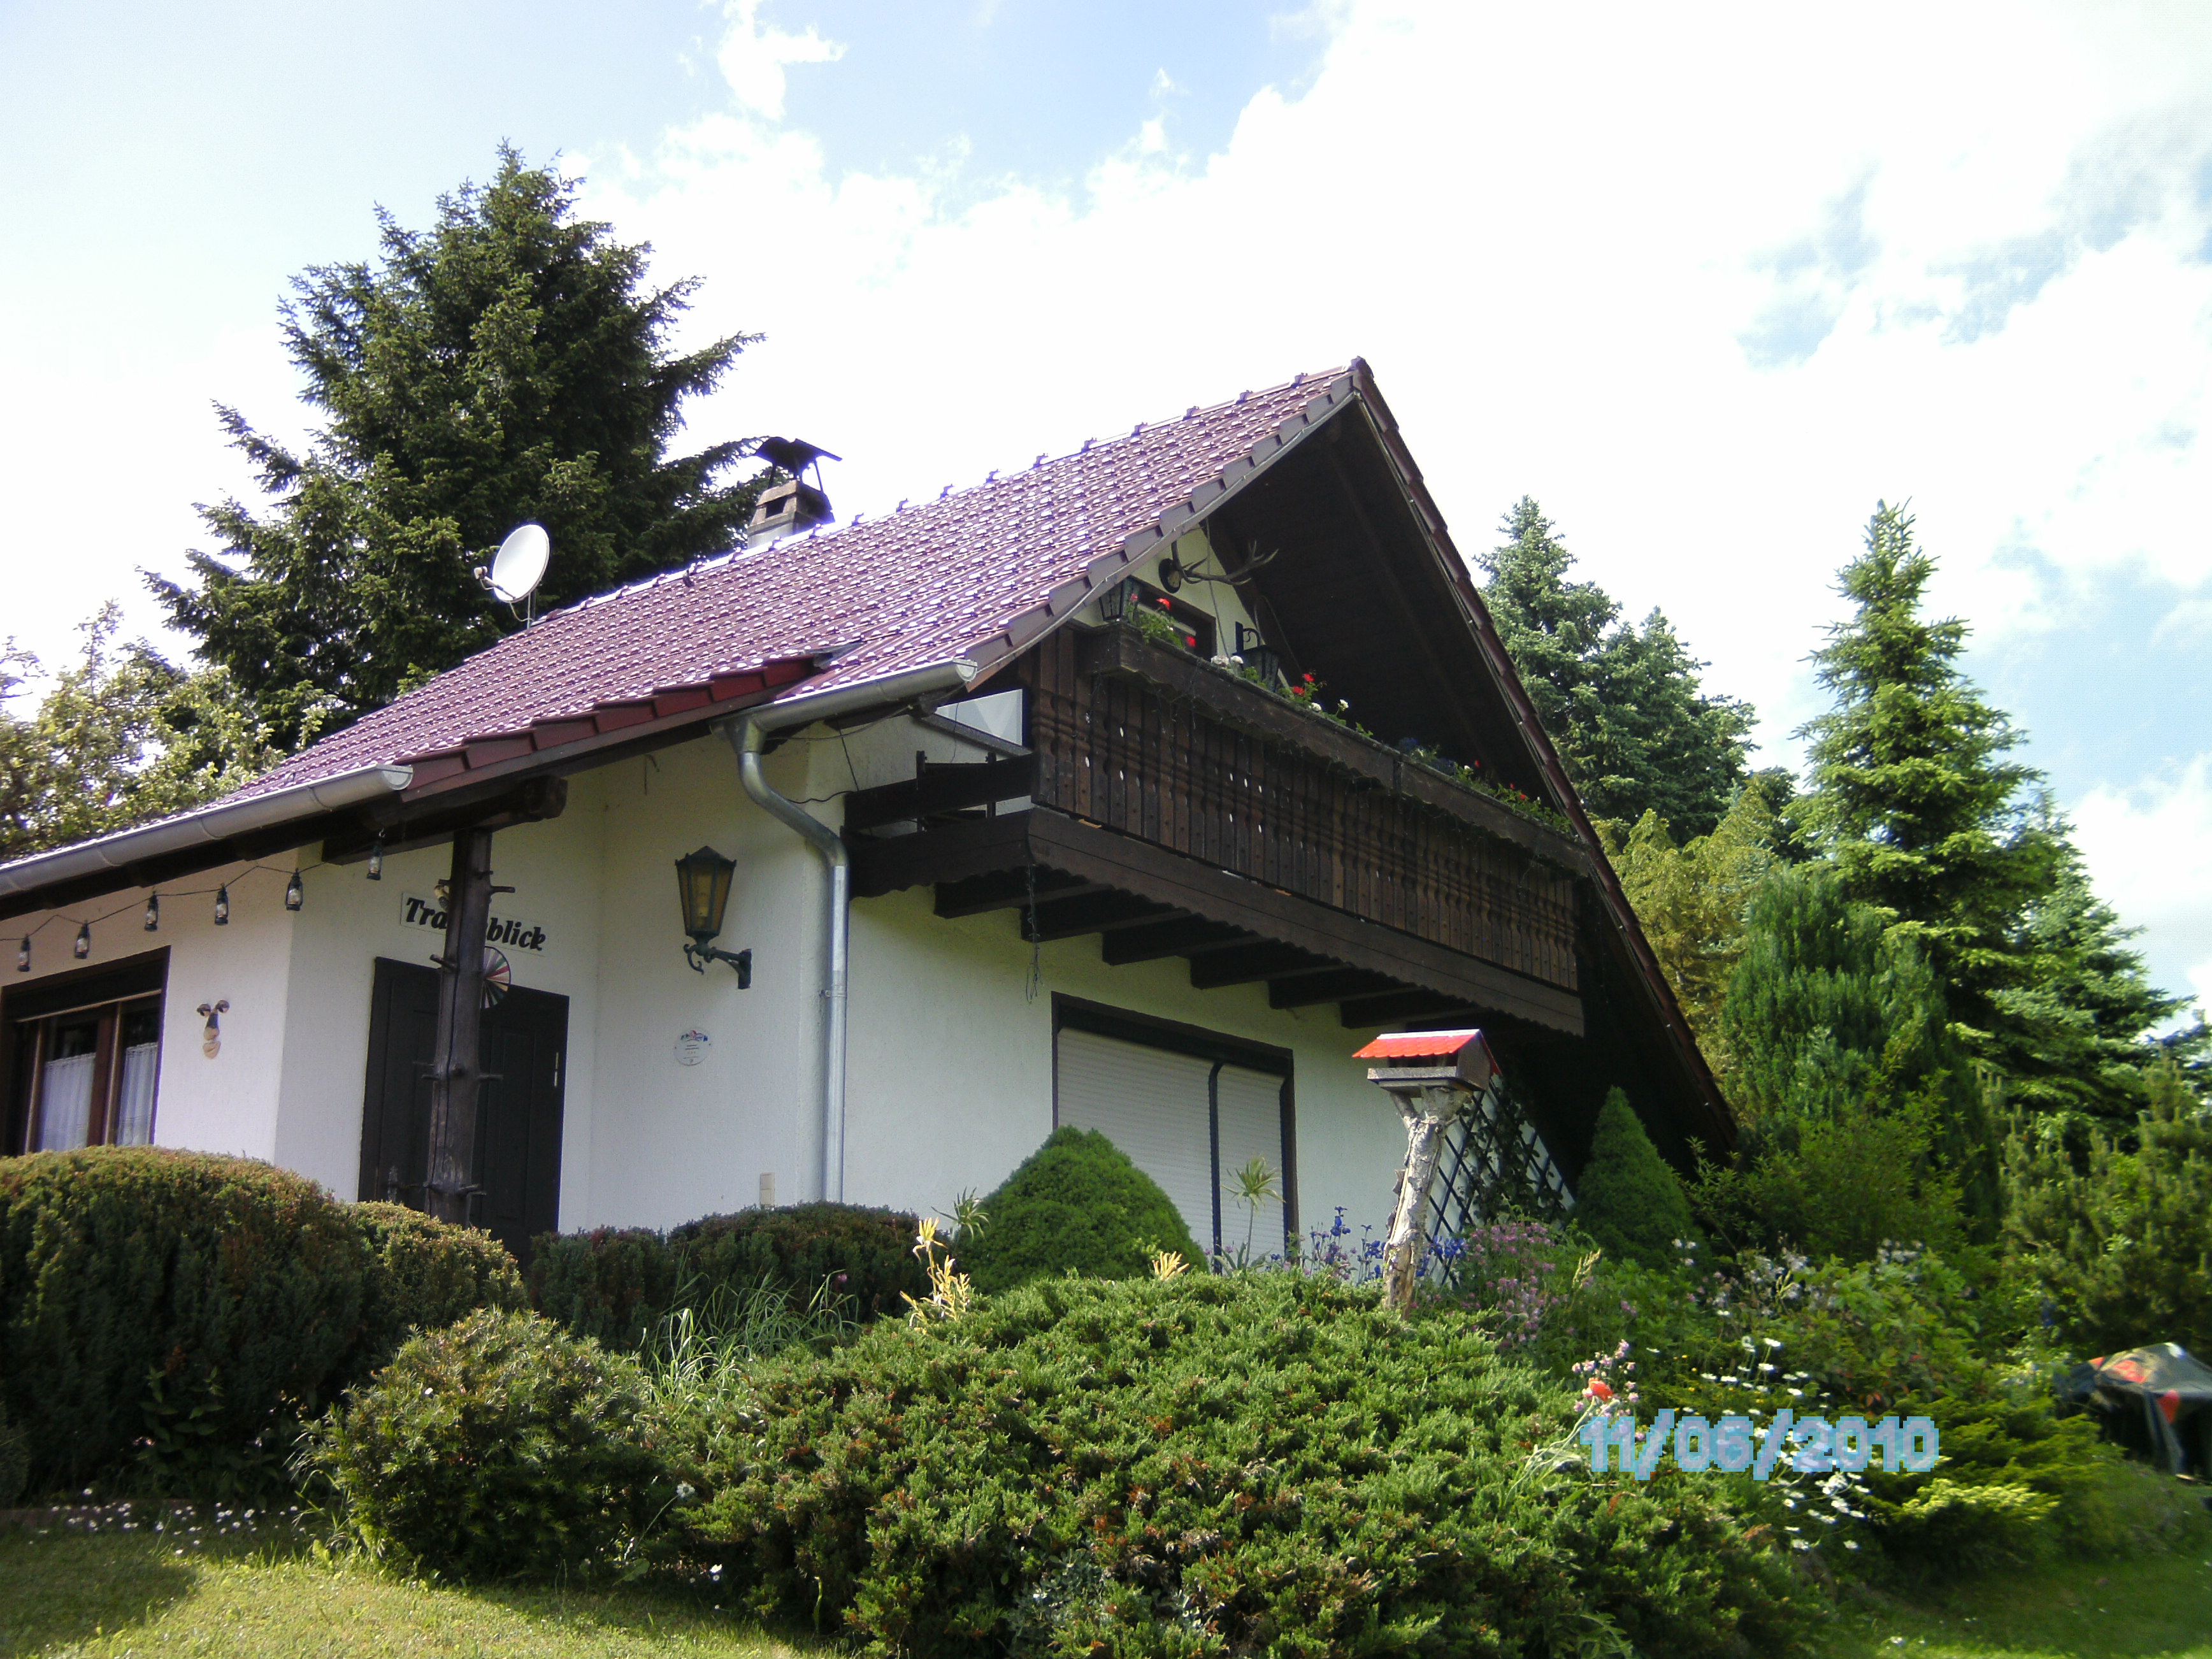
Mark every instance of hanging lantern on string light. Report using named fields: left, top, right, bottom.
left=285, top=869, right=305, bottom=911
left=214, top=886, right=231, bottom=926
left=366, top=835, right=384, bottom=881
left=144, top=892, right=160, bottom=932
left=15, top=937, right=27, bottom=973
left=75, top=921, right=91, bottom=959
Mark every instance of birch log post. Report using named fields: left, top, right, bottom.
left=1379, top=1084, right=1463, bottom=1312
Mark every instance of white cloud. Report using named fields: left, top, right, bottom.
left=714, top=1, right=844, bottom=122
left=573, top=0, right=2212, bottom=993
left=2073, top=756, right=2212, bottom=1012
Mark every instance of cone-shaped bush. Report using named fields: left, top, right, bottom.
left=956, top=1126, right=1202, bottom=1293
left=1572, top=1089, right=1697, bottom=1268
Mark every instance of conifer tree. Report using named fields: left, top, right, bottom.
left=1996, top=823, right=2187, bottom=1130
left=1571, top=1089, right=1698, bottom=1268
left=1720, top=861, right=2001, bottom=1235
left=1799, top=503, right=2053, bottom=1058
left=152, top=148, right=767, bottom=749
left=1480, top=499, right=1754, bottom=838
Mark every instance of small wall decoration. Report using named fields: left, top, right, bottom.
left=674, top=1029, right=710, bottom=1067
left=480, top=946, right=514, bottom=1010
left=196, top=1000, right=229, bottom=1059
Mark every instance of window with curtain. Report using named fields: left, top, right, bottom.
left=8, top=984, right=166, bottom=1154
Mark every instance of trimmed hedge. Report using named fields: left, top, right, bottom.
left=0, top=1148, right=366, bottom=1490
left=0, top=1148, right=527, bottom=1495
left=347, top=1200, right=528, bottom=1377
left=670, top=1274, right=1809, bottom=1657
left=955, top=1125, right=1201, bottom=1293
left=528, top=1202, right=925, bottom=1349
left=309, top=1308, right=664, bottom=1581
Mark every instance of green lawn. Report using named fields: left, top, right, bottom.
left=4, top=1511, right=2208, bottom=1658
left=0, top=1526, right=818, bottom=1659
left=1813, top=1544, right=2212, bottom=1659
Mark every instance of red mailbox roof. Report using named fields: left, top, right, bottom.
left=1354, top=1029, right=1485, bottom=1061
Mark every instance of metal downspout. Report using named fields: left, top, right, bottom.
left=733, top=719, right=851, bottom=1203
left=722, top=655, right=975, bottom=1203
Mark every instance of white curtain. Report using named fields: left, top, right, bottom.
left=36, top=1052, right=96, bottom=1151
left=112, top=1042, right=158, bottom=1146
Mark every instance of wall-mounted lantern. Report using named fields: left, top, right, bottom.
left=213, top=886, right=230, bottom=926
left=674, top=845, right=752, bottom=986
left=74, top=921, right=92, bottom=959
left=144, top=892, right=160, bottom=932
left=1354, top=1028, right=1497, bottom=1312
left=285, top=869, right=305, bottom=912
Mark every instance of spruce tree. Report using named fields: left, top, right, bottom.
left=152, top=147, right=767, bottom=748
left=1720, top=861, right=2001, bottom=1235
left=1996, top=821, right=2187, bottom=1131
left=1480, top=498, right=1754, bottom=837
left=1799, top=503, right=2051, bottom=1059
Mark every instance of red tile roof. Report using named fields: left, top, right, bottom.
left=231, top=368, right=1354, bottom=802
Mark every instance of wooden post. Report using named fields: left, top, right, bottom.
left=1379, top=1084, right=1462, bottom=1312
left=423, top=826, right=496, bottom=1227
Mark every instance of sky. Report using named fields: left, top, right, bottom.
left=2, top=0, right=2209, bottom=1012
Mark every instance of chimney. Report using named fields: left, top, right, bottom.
left=746, top=437, right=841, bottom=548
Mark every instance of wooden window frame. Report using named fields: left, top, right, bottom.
left=3, top=949, right=169, bottom=1155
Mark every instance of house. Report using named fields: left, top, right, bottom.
left=0, top=361, right=1732, bottom=1263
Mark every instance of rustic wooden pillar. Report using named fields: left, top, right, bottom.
left=1379, top=1085, right=1461, bottom=1312
left=423, top=826, right=497, bottom=1227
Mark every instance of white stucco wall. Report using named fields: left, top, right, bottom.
left=8, top=690, right=1410, bottom=1244
left=842, top=883, right=1406, bottom=1246
left=6, top=861, right=298, bottom=1163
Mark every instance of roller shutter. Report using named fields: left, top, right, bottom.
left=1054, top=1026, right=1290, bottom=1257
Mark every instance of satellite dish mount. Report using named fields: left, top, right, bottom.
left=476, top=523, right=552, bottom=624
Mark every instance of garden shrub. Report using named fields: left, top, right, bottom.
left=529, top=1202, right=923, bottom=1349
left=668, top=1202, right=921, bottom=1322
left=953, top=1125, right=1201, bottom=1293
left=1598, top=1242, right=2123, bottom=1580
left=344, top=1201, right=528, bottom=1377
left=2006, top=1059, right=2212, bottom=1358
left=527, top=1225, right=679, bottom=1348
left=1572, top=1088, right=1697, bottom=1267
left=308, top=1307, right=667, bottom=1581
left=0, top=1147, right=366, bottom=1492
left=670, top=1274, right=1811, bottom=1657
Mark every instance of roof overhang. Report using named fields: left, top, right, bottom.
left=0, top=764, right=413, bottom=921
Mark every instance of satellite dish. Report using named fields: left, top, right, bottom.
left=487, top=523, right=550, bottom=605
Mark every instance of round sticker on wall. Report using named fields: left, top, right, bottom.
left=674, top=1030, right=710, bottom=1067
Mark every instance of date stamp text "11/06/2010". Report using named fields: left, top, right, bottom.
left=1579, top=1408, right=1939, bottom=1479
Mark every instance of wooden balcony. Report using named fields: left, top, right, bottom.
left=846, top=626, right=1593, bottom=1035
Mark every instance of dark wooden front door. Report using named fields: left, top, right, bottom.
left=357, top=957, right=567, bottom=1261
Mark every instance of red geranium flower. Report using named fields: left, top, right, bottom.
left=1583, top=1379, right=1614, bottom=1402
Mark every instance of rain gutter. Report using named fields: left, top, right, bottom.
left=0, top=764, right=415, bottom=907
